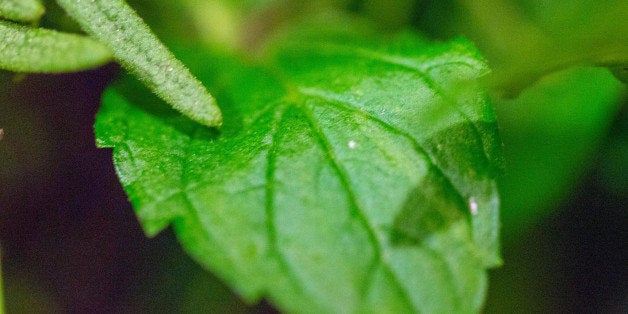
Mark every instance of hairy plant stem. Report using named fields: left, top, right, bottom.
left=56, top=0, right=223, bottom=127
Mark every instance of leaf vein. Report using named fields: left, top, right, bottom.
left=264, top=104, right=311, bottom=304
left=299, top=104, right=418, bottom=313
left=349, top=48, right=494, bottom=166
left=300, top=87, right=470, bottom=201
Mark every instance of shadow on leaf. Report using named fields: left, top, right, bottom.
left=390, top=168, right=467, bottom=246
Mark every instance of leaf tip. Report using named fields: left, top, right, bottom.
left=191, top=97, right=223, bottom=128
left=33, top=2, right=45, bottom=20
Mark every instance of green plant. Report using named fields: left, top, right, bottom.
left=0, top=0, right=625, bottom=312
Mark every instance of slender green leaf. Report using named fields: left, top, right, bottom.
left=0, top=20, right=111, bottom=73
left=0, top=0, right=44, bottom=23
left=96, top=33, right=501, bottom=313
left=56, top=0, right=222, bottom=127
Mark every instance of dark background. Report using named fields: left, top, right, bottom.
left=0, top=67, right=251, bottom=313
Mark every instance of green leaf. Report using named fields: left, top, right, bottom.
left=0, top=0, right=44, bottom=23
left=56, top=0, right=222, bottom=127
left=96, top=33, right=501, bottom=313
left=0, top=20, right=112, bottom=73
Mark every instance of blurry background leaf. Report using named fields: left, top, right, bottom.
left=494, top=67, right=625, bottom=237
left=473, top=0, right=626, bottom=93
left=0, top=0, right=45, bottom=23
left=598, top=108, right=628, bottom=196
left=610, top=65, right=628, bottom=83
left=126, top=0, right=367, bottom=53
left=39, top=0, right=82, bottom=32
left=486, top=67, right=625, bottom=312
left=0, top=21, right=112, bottom=73
left=413, top=0, right=627, bottom=94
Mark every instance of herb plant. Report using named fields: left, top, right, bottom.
left=0, top=0, right=625, bottom=312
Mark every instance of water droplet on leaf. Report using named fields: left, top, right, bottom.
left=468, top=197, right=478, bottom=215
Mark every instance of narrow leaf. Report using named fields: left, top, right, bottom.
left=0, top=20, right=112, bottom=73
left=0, top=0, right=44, bottom=23
left=96, top=33, right=501, bottom=312
left=56, top=0, right=222, bottom=127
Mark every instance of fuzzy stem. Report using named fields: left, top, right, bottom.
left=56, top=0, right=223, bottom=127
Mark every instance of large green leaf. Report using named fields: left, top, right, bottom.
left=96, top=33, right=501, bottom=313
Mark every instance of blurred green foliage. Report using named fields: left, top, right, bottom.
left=496, top=67, right=624, bottom=238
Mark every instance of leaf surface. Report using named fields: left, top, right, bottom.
left=96, top=33, right=501, bottom=313
left=0, top=20, right=111, bottom=73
